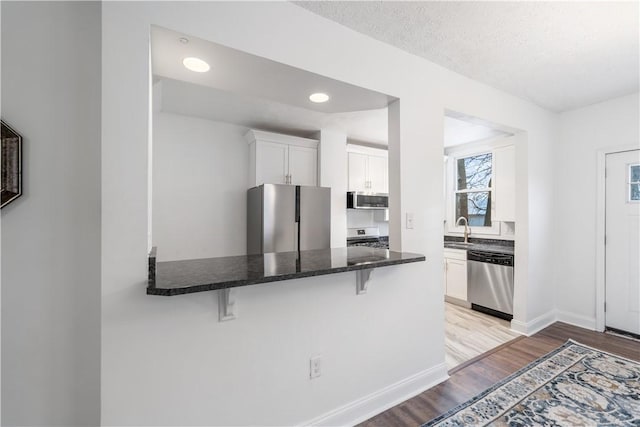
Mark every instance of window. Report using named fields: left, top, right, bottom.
left=455, top=153, right=492, bottom=226
left=630, top=164, right=640, bottom=202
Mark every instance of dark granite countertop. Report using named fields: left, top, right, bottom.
left=148, top=247, right=425, bottom=296
left=444, top=236, right=514, bottom=255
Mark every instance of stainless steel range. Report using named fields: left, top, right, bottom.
left=346, top=227, right=389, bottom=249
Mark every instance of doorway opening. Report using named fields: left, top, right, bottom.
left=148, top=25, right=396, bottom=262
left=442, top=110, right=523, bottom=370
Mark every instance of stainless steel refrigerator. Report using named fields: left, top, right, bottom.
left=247, top=184, right=331, bottom=254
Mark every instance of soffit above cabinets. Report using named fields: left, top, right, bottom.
left=444, top=116, right=513, bottom=148
left=156, top=77, right=390, bottom=145
left=150, top=25, right=395, bottom=115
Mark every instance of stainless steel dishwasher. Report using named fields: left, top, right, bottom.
left=467, top=250, right=514, bottom=320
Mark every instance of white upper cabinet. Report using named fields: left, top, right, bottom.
left=347, top=146, right=388, bottom=193
left=288, top=145, right=318, bottom=186
left=493, top=145, right=516, bottom=222
left=368, top=155, right=388, bottom=193
left=256, top=141, right=289, bottom=186
left=246, top=130, right=318, bottom=187
left=347, top=152, right=368, bottom=191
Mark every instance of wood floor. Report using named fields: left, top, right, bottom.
left=445, top=303, right=521, bottom=370
left=359, top=322, right=640, bottom=427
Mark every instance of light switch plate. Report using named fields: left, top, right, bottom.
left=406, top=213, right=414, bottom=229
left=310, top=356, right=322, bottom=379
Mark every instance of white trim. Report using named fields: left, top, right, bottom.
left=346, top=143, right=388, bottom=156
left=300, top=363, right=449, bottom=427
left=510, top=310, right=556, bottom=336
left=556, top=310, right=596, bottom=331
left=444, top=134, right=515, bottom=156
left=245, top=129, right=318, bottom=149
left=595, top=145, right=640, bottom=333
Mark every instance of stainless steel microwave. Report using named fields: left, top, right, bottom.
left=347, top=192, right=389, bottom=209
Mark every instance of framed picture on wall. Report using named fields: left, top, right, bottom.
left=1, top=120, right=23, bottom=208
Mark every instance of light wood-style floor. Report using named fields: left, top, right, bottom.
left=445, top=302, right=521, bottom=370
left=359, top=322, right=640, bottom=427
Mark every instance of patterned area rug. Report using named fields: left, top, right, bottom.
left=424, top=340, right=640, bottom=426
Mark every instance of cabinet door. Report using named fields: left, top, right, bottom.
left=494, top=145, right=516, bottom=221
left=288, top=145, right=317, bottom=186
left=368, top=155, right=388, bottom=193
left=256, top=141, right=288, bottom=185
left=348, top=152, right=368, bottom=191
left=445, top=259, right=468, bottom=301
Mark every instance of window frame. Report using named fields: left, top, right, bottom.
left=446, top=150, right=501, bottom=235
left=629, top=163, right=640, bottom=203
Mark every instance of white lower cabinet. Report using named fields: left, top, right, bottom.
left=444, top=248, right=468, bottom=303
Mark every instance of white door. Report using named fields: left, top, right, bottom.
left=256, top=141, right=288, bottom=185
left=288, top=145, right=317, bottom=186
left=605, top=149, right=640, bottom=335
left=368, top=155, right=388, bottom=193
left=348, top=152, right=368, bottom=191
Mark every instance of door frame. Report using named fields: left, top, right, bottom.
left=595, top=145, right=639, bottom=332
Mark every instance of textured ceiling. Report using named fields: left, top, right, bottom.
left=295, top=1, right=639, bottom=112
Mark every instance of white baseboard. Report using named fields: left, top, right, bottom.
left=301, top=363, right=449, bottom=426
left=511, top=310, right=556, bottom=336
left=555, top=310, right=596, bottom=331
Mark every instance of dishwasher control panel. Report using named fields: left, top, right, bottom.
left=467, top=251, right=514, bottom=266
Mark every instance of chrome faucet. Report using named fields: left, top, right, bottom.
left=456, top=217, right=471, bottom=243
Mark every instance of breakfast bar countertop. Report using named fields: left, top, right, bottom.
left=147, top=246, right=426, bottom=296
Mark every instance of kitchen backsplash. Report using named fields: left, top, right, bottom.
left=347, top=209, right=389, bottom=236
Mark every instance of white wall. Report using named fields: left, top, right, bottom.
left=317, top=129, right=348, bottom=248
left=153, top=112, right=248, bottom=261
left=555, top=92, right=640, bottom=329
left=1, top=2, right=101, bottom=425
left=102, top=2, right=558, bottom=425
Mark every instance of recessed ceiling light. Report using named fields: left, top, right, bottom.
left=183, top=57, right=210, bottom=73
left=309, top=93, right=330, bottom=103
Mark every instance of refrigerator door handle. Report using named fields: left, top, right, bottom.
left=295, top=186, right=300, bottom=222
left=294, top=185, right=301, bottom=252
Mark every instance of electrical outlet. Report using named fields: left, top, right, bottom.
left=310, top=356, right=322, bottom=379
left=406, top=212, right=414, bottom=229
